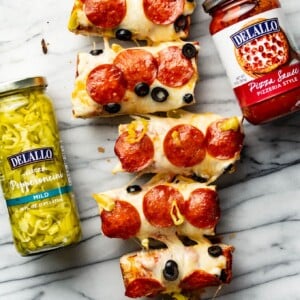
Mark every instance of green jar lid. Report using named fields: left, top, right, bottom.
left=202, top=0, right=229, bottom=13
left=0, top=76, right=47, bottom=97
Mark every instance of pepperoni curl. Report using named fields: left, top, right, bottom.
left=84, top=0, right=126, bottom=28
left=163, top=124, right=206, bottom=168
left=125, top=278, right=165, bottom=298
left=143, top=185, right=184, bottom=227
left=114, top=49, right=157, bottom=91
left=157, top=46, right=194, bottom=87
left=182, top=188, right=220, bottom=229
left=179, top=270, right=221, bottom=291
left=86, top=64, right=127, bottom=105
left=100, top=200, right=141, bottom=239
left=206, top=119, right=244, bottom=159
left=114, top=132, right=154, bottom=172
left=143, top=0, right=184, bottom=25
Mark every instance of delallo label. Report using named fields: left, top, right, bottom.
left=212, top=8, right=300, bottom=106
left=230, top=18, right=280, bottom=48
left=7, top=147, right=54, bottom=169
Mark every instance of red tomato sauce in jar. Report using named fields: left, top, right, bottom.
left=203, top=0, right=300, bottom=124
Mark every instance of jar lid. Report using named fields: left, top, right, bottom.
left=0, top=76, right=47, bottom=97
left=202, top=0, right=229, bottom=13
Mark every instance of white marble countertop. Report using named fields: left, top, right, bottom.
left=0, top=1, right=300, bottom=299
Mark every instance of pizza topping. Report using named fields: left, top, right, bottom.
left=143, top=0, right=185, bottom=25
left=114, top=49, right=157, bottom=90
left=170, top=200, right=185, bottom=226
left=126, top=185, right=142, bottom=193
left=125, top=119, right=148, bottom=144
left=114, top=131, right=154, bottom=172
left=134, top=82, right=150, bottom=97
left=86, top=64, right=126, bottom=105
left=151, top=87, right=169, bottom=102
left=115, top=28, right=132, bottom=41
left=89, top=49, right=103, bottom=56
left=208, top=245, right=223, bottom=257
left=163, top=124, right=206, bottom=168
left=93, top=193, right=115, bottom=211
left=100, top=200, right=141, bottom=239
left=206, top=118, right=244, bottom=160
left=163, top=260, right=179, bottom=281
left=183, top=93, right=194, bottom=104
left=84, top=0, right=126, bottom=28
left=125, top=278, right=165, bottom=298
left=157, top=46, right=195, bottom=87
left=174, top=15, right=188, bottom=33
left=179, top=270, right=220, bottom=291
left=143, top=185, right=184, bottom=228
left=103, top=103, right=121, bottom=114
left=182, top=188, right=220, bottom=229
left=182, top=43, right=198, bottom=59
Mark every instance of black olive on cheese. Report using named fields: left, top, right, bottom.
left=89, top=49, right=103, bottom=56
left=104, top=103, right=121, bottom=114
left=126, top=185, right=142, bottom=193
left=183, top=93, right=194, bottom=103
left=182, top=43, right=197, bottom=59
left=174, top=15, right=188, bottom=33
left=163, top=260, right=179, bottom=281
left=208, top=245, right=223, bottom=257
left=115, top=28, right=132, bottom=41
left=134, top=82, right=150, bottom=97
left=151, top=87, right=169, bottom=102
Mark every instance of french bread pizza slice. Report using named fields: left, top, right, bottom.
left=113, top=110, right=244, bottom=183
left=72, top=41, right=199, bottom=117
left=68, top=0, right=196, bottom=43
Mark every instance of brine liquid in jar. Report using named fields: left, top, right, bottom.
left=0, top=77, right=82, bottom=255
left=203, top=0, right=300, bottom=124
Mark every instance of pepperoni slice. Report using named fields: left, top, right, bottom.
left=179, top=270, right=221, bottom=291
left=84, top=0, right=126, bottom=28
left=182, top=188, right=220, bottom=229
left=100, top=200, right=141, bottom=239
left=206, top=119, right=244, bottom=159
left=163, top=124, right=206, bottom=168
left=86, top=64, right=127, bottom=105
left=113, top=49, right=157, bottom=91
left=125, top=278, right=165, bottom=298
left=143, top=185, right=184, bottom=227
left=114, top=132, right=154, bottom=172
left=157, top=46, right=194, bottom=87
left=143, top=0, right=184, bottom=25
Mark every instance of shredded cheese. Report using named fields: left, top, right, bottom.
left=125, top=119, right=148, bottom=144
left=219, top=116, right=240, bottom=132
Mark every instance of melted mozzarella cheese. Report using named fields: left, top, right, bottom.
left=69, top=0, right=197, bottom=42
left=72, top=42, right=199, bottom=118
left=114, top=111, right=243, bottom=183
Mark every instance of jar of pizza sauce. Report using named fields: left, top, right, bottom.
left=0, top=77, right=82, bottom=255
left=203, top=0, right=300, bottom=124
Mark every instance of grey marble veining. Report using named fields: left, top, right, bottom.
left=0, top=1, right=300, bottom=300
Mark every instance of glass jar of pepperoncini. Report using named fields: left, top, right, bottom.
left=203, top=0, right=300, bottom=124
left=0, top=77, right=81, bottom=255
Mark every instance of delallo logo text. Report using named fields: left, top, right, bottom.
left=230, top=18, right=280, bottom=48
left=8, top=147, right=54, bottom=169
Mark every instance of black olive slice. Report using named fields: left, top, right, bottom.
left=89, top=49, right=103, bottom=56
left=183, top=93, right=194, bottom=103
left=126, top=185, right=142, bottom=193
left=115, top=28, right=132, bottom=41
left=104, top=103, right=121, bottom=114
left=208, top=245, right=223, bottom=257
left=182, top=43, right=197, bottom=59
left=187, top=0, right=194, bottom=2
left=174, top=15, right=188, bottom=33
left=134, top=82, right=150, bottom=97
left=163, top=260, right=179, bottom=281
left=191, top=173, right=207, bottom=183
left=151, top=87, right=169, bottom=102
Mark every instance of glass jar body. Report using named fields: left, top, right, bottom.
left=0, top=80, right=81, bottom=255
left=205, top=0, right=300, bottom=124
